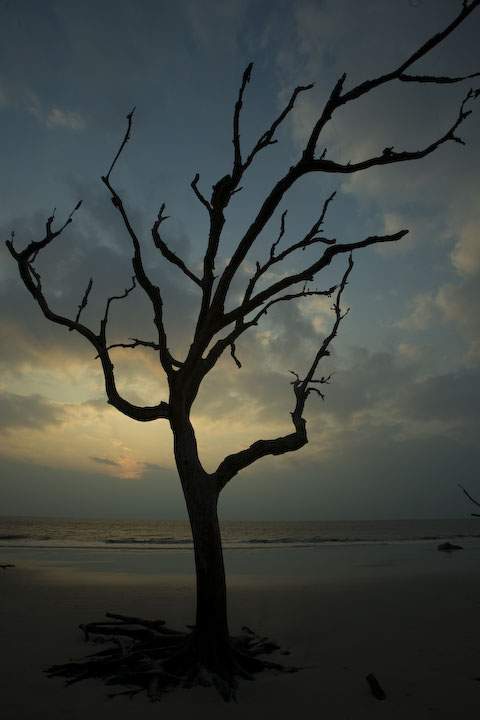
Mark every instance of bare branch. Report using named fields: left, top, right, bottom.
left=100, top=112, right=176, bottom=374
left=243, top=82, right=314, bottom=171
left=300, top=255, right=353, bottom=391
left=16, top=201, right=82, bottom=262
left=303, top=74, right=346, bottom=161
left=345, top=1, right=480, bottom=102
left=71, top=277, right=93, bottom=329
left=266, top=193, right=337, bottom=266
left=233, top=62, right=253, bottom=178
left=101, top=339, right=184, bottom=368
left=250, top=285, right=337, bottom=325
left=222, top=228, right=408, bottom=329
left=204, top=224, right=404, bottom=379
left=5, top=237, right=169, bottom=422
left=303, top=1, right=480, bottom=160
left=398, top=71, right=480, bottom=84
left=216, top=423, right=307, bottom=490
left=304, top=89, right=478, bottom=173
left=151, top=205, right=203, bottom=288
left=100, top=276, right=136, bottom=340
left=270, top=209, right=288, bottom=259
left=191, top=174, right=212, bottom=213
left=204, top=284, right=337, bottom=374
left=215, top=256, right=353, bottom=490
left=106, top=107, right=135, bottom=182
left=241, top=193, right=337, bottom=315
left=230, top=342, right=242, bottom=369
left=186, top=64, right=314, bottom=328
left=105, top=338, right=160, bottom=353
left=212, top=11, right=480, bottom=317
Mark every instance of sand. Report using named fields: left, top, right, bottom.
left=1, top=543, right=479, bottom=719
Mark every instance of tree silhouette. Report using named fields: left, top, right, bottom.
left=6, top=0, right=480, bottom=701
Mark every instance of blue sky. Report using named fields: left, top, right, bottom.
left=1, top=0, right=479, bottom=519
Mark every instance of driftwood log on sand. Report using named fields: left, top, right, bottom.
left=437, top=542, right=463, bottom=552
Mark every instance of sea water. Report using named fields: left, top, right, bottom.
left=1, top=516, right=479, bottom=550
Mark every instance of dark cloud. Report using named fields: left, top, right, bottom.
left=0, top=391, right=65, bottom=431
left=398, top=368, right=480, bottom=425
left=0, top=456, right=183, bottom=518
left=90, top=456, right=119, bottom=467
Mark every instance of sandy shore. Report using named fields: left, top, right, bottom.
left=1, top=543, right=480, bottom=718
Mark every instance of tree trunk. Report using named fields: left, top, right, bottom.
left=184, top=481, right=230, bottom=667
left=170, top=404, right=230, bottom=668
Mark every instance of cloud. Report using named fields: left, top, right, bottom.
left=397, top=292, right=436, bottom=331
left=0, top=391, right=66, bottom=432
left=436, top=277, right=480, bottom=361
left=90, top=456, right=119, bottom=467
left=46, top=107, right=86, bottom=130
left=398, top=369, right=480, bottom=426
left=450, top=219, right=480, bottom=276
left=89, top=451, right=168, bottom=481
left=3, top=86, right=87, bottom=131
left=186, top=0, right=247, bottom=50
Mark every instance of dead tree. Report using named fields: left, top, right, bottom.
left=6, top=0, right=480, bottom=701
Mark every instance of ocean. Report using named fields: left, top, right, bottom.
left=1, top=516, right=479, bottom=550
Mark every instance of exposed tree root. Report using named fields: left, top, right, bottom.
left=46, top=612, right=299, bottom=702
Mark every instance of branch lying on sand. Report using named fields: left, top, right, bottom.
left=0, top=564, right=15, bottom=571
left=46, top=612, right=299, bottom=702
left=366, top=673, right=386, bottom=701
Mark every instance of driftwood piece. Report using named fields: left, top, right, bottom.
left=366, top=672, right=386, bottom=700
left=0, top=564, right=15, bottom=571
left=438, top=542, right=463, bottom=552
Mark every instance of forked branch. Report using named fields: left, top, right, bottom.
left=303, top=0, right=480, bottom=159
left=100, top=109, right=179, bottom=373
left=242, top=81, right=314, bottom=172
left=221, top=228, right=408, bottom=330
left=5, top=215, right=169, bottom=422
left=204, top=283, right=337, bottom=373
left=209, top=2, right=479, bottom=319
left=215, top=256, right=353, bottom=490
left=304, top=88, right=478, bottom=173
left=241, top=192, right=337, bottom=311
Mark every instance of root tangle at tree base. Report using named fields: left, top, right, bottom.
left=45, top=612, right=299, bottom=702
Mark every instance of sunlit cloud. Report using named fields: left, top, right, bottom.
left=451, top=219, right=480, bottom=276
left=46, top=107, right=86, bottom=130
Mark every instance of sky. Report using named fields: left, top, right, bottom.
left=0, top=0, right=479, bottom=520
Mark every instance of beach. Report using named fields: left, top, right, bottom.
left=1, top=540, right=480, bottom=718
